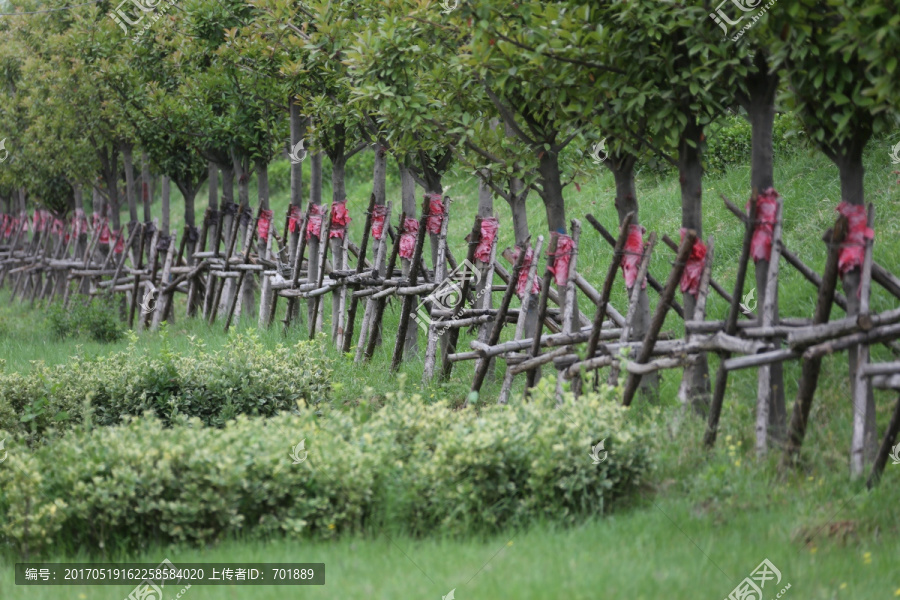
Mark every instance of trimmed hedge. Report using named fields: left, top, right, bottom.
left=0, top=332, right=332, bottom=439
left=0, top=379, right=656, bottom=555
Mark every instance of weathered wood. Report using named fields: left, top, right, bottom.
left=470, top=240, right=529, bottom=396
left=576, top=211, right=633, bottom=398
left=441, top=215, right=485, bottom=380
left=755, top=197, right=784, bottom=456
left=364, top=208, right=403, bottom=362
left=622, top=229, right=697, bottom=407
left=127, top=224, right=147, bottom=329
left=224, top=207, right=260, bottom=333
left=524, top=235, right=557, bottom=389
left=850, top=204, right=875, bottom=479
left=866, top=393, right=900, bottom=488
left=208, top=203, right=244, bottom=325
left=555, top=221, right=582, bottom=401
left=705, top=194, right=758, bottom=447
left=608, top=230, right=656, bottom=387
left=152, top=232, right=177, bottom=330
left=283, top=205, right=311, bottom=332
left=661, top=233, right=749, bottom=319
left=341, top=194, right=377, bottom=353
left=585, top=213, right=685, bottom=319
left=308, top=206, right=333, bottom=339
left=498, top=236, right=545, bottom=404
left=422, top=198, right=453, bottom=383
left=677, top=238, right=715, bottom=412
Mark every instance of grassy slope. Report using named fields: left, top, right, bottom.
left=1, top=141, right=900, bottom=598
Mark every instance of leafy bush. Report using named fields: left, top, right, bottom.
left=46, top=299, right=125, bottom=343
left=0, top=332, right=332, bottom=439
left=704, top=112, right=807, bottom=174
left=0, top=379, right=656, bottom=554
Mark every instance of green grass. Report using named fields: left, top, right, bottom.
left=2, top=138, right=900, bottom=598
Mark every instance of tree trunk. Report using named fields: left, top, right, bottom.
left=837, top=150, right=877, bottom=476
left=122, top=143, right=138, bottom=224
left=744, top=60, right=786, bottom=443
left=141, top=151, right=152, bottom=224
left=161, top=176, right=170, bottom=238
left=610, top=154, right=658, bottom=399
left=400, top=165, right=419, bottom=357
left=538, top=150, right=566, bottom=234
left=330, top=154, right=347, bottom=344
left=679, top=116, right=711, bottom=410
left=288, top=103, right=306, bottom=325
left=307, top=151, right=323, bottom=331
left=207, top=162, right=219, bottom=249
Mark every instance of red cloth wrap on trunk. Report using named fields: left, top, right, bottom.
left=305, top=204, right=326, bottom=241
left=474, top=217, right=499, bottom=263
left=99, top=219, right=110, bottom=245
left=511, top=246, right=541, bottom=298
left=329, top=200, right=351, bottom=239
left=52, top=218, right=64, bottom=236
left=399, top=217, right=419, bottom=259
left=836, top=201, right=874, bottom=276
left=425, top=194, right=445, bottom=234
left=679, top=228, right=708, bottom=296
left=256, top=208, right=274, bottom=242
left=370, top=204, right=388, bottom=240
left=287, top=205, right=302, bottom=234
left=621, top=224, right=647, bottom=289
left=548, top=233, right=575, bottom=287
left=745, top=187, right=779, bottom=262
left=113, top=229, right=125, bottom=254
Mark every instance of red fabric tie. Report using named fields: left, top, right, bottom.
left=835, top=202, right=874, bottom=276
left=474, top=217, right=499, bottom=263
left=548, top=233, right=575, bottom=287
left=424, top=194, right=445, bottom=234
left=370, top=204, right=388, bottom=241
left=256, top=209, right=274, bottom=242
left=99, top=219, right=111, bottom=245
left=329, top=200, right=351, bottom=239
left=511, top=246, right=541, bottom=298
left=287, top=205, right=302, bottom=234
left=305, top=204, right=326, bottom=241
left=621, top=224, right=647, bottom=289
left=399, top=217, right=420, bottom=259
left=746, top=187, right=779, bottom=262
left=679, top=229, right=708, bottom=296
left=113, top=229, right=125, bottom=254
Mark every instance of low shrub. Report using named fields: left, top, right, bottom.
left=46, top=299, right=125, bottom=343
left=0, top=379, right=657, bottom=554
left=0, top=331, right=332, bottom=439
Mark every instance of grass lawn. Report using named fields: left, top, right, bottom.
left=1, top=136, right=900, bottom=598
